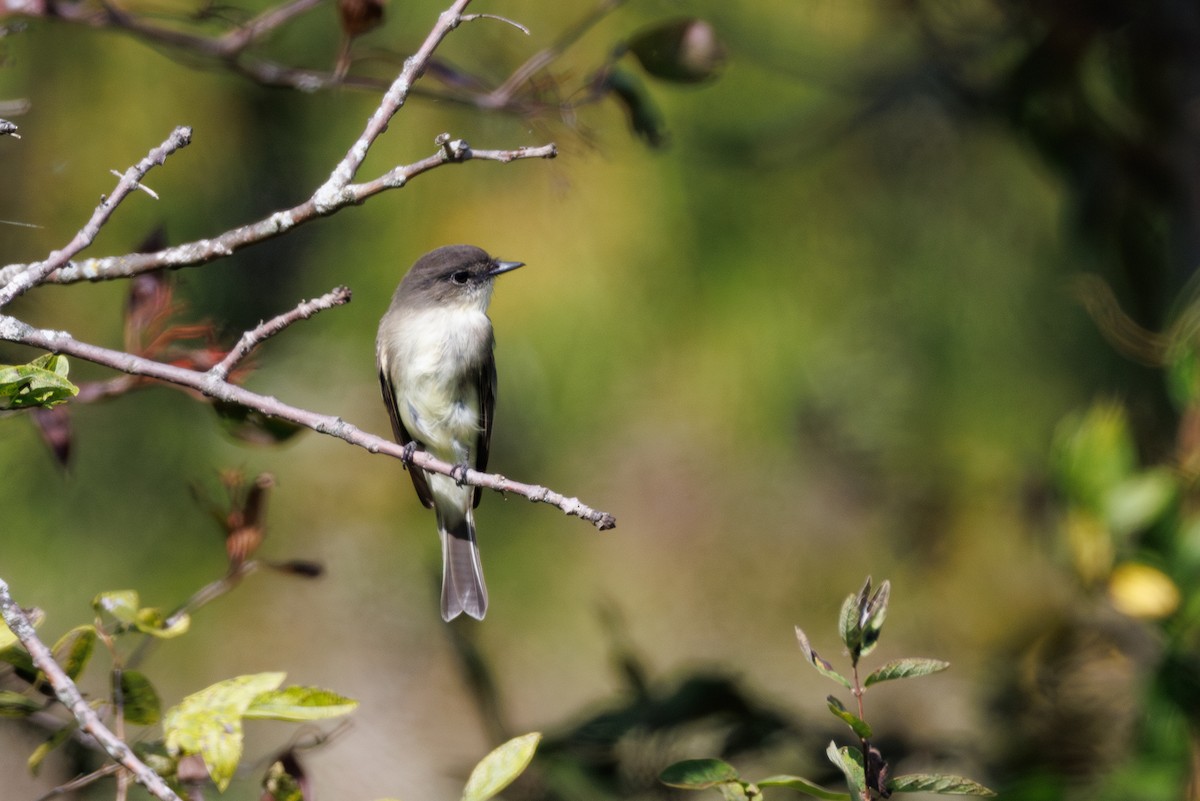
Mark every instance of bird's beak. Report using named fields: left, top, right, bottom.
left=488, top=260, right=524, bottom=277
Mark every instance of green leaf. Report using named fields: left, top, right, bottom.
left=718, top=783, right=753, bottom=801
left=758, top=774, right=851, bottom=800
left=164, top=672, right=286, bottom=791
left=51, top=625, right=96, bottom=680
left=1168, top=341, right=1200, bottom=408
left=0, top=354, right=79, bottom=410
left=825, top=743, right=866, bottom=799
left=462, top=732, right=541, bottom=801
left=0, top=608, right=41, bottom=669
left=838, top=586, right=862, bottom=655
left=826, top=696, right=872, bottom=739
left=1052, top=402, right=1135, bottom=512
left=1105, top=468, right=1177, bottom=536
left=626, top=18, right=727, bottom=83
left=244, top=686, right=358, bottom=721
left=888, top=773, right=996, bottom=796
left=840, top=577, right=890, bottom=660
left=602, top=68, right=668, bottom=149
left=134, top=607, right=190, bottom=639
left=212, top=400, right=306, bottom=446
left=93, top=590, right=140, bottom=627
left=0, top=690, right=42, bottom=717
left=262, top=759, right=305, bottom=801
left=859, top=580, right=890, bottom=658
left=121, top=670, right=162, bottom=725
left=660, top=758, right=742, bottom=789
left=864, top=658, right=950, bottom=687
left=28, top=723, right=77, bottom=775
left=0, top=643, right=34, bottom=674
left=795, top=627, right=851, bottom=688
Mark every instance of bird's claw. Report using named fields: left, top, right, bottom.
left=451, top=463, right=470, bottom=486
left=401, top=441, right=419, bottom=468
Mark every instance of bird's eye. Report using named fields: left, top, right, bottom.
left=450, top=270, right=470, bottom=285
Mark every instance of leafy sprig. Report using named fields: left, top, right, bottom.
left=659, top=577, right=993, bottom=801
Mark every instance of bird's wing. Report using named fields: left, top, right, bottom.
left=473, top=345, right=497, bottom=509
left=379, top=366, right=434, bottom=509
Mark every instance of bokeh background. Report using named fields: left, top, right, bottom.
left=2, top=1, right=1198, bottom=799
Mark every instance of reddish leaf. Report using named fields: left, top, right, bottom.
left=31, top=405, right=72, bottom=468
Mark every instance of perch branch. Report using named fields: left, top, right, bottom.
left=0, top=578, right=184, bottom=801
left=0, top=315, right=617, bottom=530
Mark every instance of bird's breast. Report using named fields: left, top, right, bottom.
left=379, top=306, right=493, bottom=460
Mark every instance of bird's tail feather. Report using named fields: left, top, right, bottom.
left=437, top=507, right=488, bottom=621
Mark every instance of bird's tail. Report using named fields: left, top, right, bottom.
left=436, top=505, right=488, bottom=621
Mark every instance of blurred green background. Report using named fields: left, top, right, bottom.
left=2, top=0, right=1198, bottom=799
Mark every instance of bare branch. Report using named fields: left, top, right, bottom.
left=313, top=0, right=473, bottom=206
left=0, top=315, right=617, bottom=530
left=0, top=579, right=184, bottom=801
left=0, top=126, right=192, bottom=305
left=218, top=0, right=327, bottom=54
left=210, top=285, right=352, bottom=380
left=0, top=139, right=555, bottom=287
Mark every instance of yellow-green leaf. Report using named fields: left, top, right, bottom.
left=461, top=732, right=541, bottom=801
left=0, top=690, right=42, bottom=717
left=0, top=619, right=17, bottom=650
left=826, top=695, right=872, bottom=739
left=51, top=625, right=96, bottom=680
left=244, top=686, right=357, bottom=722
left=134, top=607, right=190, bottom=639
left=165, top=672, right=286, bottom=791
left=93, top=590, right=140, bottom=627
left=28, top=724, right=76, bottom=775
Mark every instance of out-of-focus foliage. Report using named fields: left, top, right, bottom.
left=2, top=0, right=1200, bottom=799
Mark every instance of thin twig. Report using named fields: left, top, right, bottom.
left=484, top=0, right=627, bottom=108
left=125, top=560, right=262, bottom=671
left=0, top=315, right=617, bottom=530
left=460, top=13, right=530, bottom=35
left=35, top=763, right=123, bottom=801
left=0, top=579, right=184, bottom=801
left=217, top=0, right=327, bottom=54
left=209, top=286, right=352, bottom=380
left=0, top=126, right=191, bottom=307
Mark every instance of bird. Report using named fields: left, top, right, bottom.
left=376, top=245, right=523, bottom=621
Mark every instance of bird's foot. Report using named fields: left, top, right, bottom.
left=451, top=462, right=470, bottom=487
left=401, top=441, right=419, bottom=468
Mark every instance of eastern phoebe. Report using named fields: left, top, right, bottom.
left=376, top=245, right=523, bottom=621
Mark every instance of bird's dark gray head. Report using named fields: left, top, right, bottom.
left=392, top=244, right=523, bottom=310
